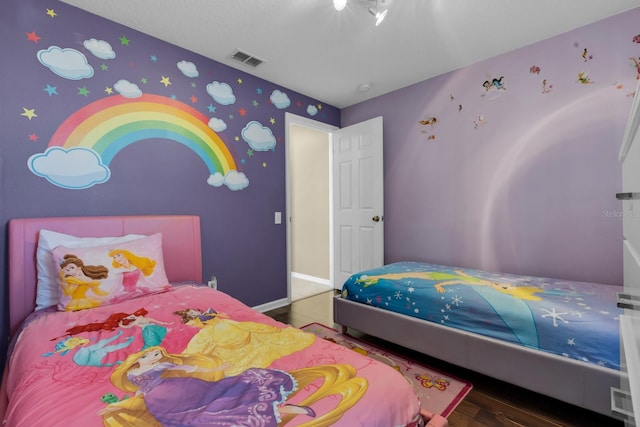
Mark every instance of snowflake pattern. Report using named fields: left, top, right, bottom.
left=540, top=308, right=569, bottom=327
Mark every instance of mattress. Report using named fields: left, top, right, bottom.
left=341, top=262, right=623, bottom=370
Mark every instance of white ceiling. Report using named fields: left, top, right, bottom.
left=61, top=0, right=640, bottom=108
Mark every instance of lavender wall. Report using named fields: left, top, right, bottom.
left=0, top=0, right=340, bottom=358
left=342, top=8, right=640, bottom=286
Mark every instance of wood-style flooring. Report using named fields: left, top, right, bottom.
left=264, top=290, right=624, bottom=427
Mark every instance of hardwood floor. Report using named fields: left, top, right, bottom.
left=264, top=291, right=624, bottom=427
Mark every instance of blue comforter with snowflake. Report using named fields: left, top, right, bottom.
left=341, top=262, right=623, bottom=370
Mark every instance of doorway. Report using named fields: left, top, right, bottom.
left=285, top=113, right=337, bottom=301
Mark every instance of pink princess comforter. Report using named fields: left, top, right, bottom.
left=4, top=285, right=422, bottom=426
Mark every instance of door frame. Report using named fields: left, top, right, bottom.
left=285, top=112, right=338, bottom=302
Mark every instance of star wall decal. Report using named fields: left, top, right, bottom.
left=269, top=117, right=276, bottom=125
left=207, top=104, right=216, bottom=113
left=190, top=95, right=198, bottom=103
left=239, top=107, right=247, bottom=117
left=100, top=64, right=108, bottom=71
left=43, top=84, right=58, bottom=96
left=78, top=87, right=90, bottom=96
left=160, top=76, right=171, bottom=87
left=237, top=78, right=243, bottom=84
left=26, top=31, right=41, bottom=43
left=46, top=9, right=57, bottom=18
left=21, top=107, right=37, bottom=120
left=150, top=54, right=158, bottom=62
left=141, top=77, right=148, bottom=84
left=105, top=87, right=114, bottom=94
left=119, top=35, right=130, bottom=46
left=28, top=133, right=39, bottom=141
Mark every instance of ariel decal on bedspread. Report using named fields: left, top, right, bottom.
left=42, top=336, right=91, bottom=356
left=175, top=307, right=316, bottom=376
left=45, top=308, right=170, bottom=367
left=43, top=330, right=134, bottom=367
left=99, top=347, right=368, bottom=427
left=117, top=308, right=170, bottom=350
left=59, top=254, right=110, bottom=311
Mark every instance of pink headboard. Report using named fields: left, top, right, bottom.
left=7, top=215, right=202, bottom=336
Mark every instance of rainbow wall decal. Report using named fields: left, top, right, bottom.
left=28, top=94, right=248, bottom=190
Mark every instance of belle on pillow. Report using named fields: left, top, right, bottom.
left=51, top=233, right=171, bottom=311
left=35, top=229, right=145, bottom=310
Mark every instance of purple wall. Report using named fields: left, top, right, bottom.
left=0, top=0, right=340, bottom=357
left=343, top=8, right=640, bottom=286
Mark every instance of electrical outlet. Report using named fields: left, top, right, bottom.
left=274, top=211, right=282, bottom=224
left=208, top=276, right=218, bottom=289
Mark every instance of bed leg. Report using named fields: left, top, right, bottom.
left=421, top=409, right=448, bottom=427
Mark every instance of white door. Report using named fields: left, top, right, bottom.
left=332, top=116, right=384, bottom=288
left=618, top=79, right=640, bottom=421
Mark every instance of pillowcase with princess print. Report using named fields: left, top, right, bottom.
left=51, top=233, right=171, bottom=311
left=35, top=229, right=145, bottom=310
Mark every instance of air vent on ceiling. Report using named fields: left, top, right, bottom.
left=230, top=49, right=265, bottom=68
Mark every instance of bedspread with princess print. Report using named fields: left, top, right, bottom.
left=4, top=286, right=422, bottom=426
left=341, top=262, right=623, bottom=370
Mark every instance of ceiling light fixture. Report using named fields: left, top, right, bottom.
left=358, top=82, right=372, bottom=92
left=368, top=0, right=388, bottom=26
left=333, top=0, right=347, bottom=11
left=369, top=7, right=387, bottom=25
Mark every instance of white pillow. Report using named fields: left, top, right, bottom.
left=35, top=229, right=145, bottom=310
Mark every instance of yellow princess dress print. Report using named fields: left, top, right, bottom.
left=61, top=275, right=109, bottom=311
left=178, top=309, right=315, bottom=376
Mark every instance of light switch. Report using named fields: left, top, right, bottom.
left=274, top=211, right=282, bottom=224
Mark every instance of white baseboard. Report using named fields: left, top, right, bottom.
left=253, top=274, right=332, bottom=312
left=291, top=272, right=331, bottom=287
left=253, top=297, right=290, bottom=313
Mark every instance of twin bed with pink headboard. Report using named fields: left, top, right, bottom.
left=6, top=215, right=203, bottom=337
left=1, top=215, right=434, bottom=427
